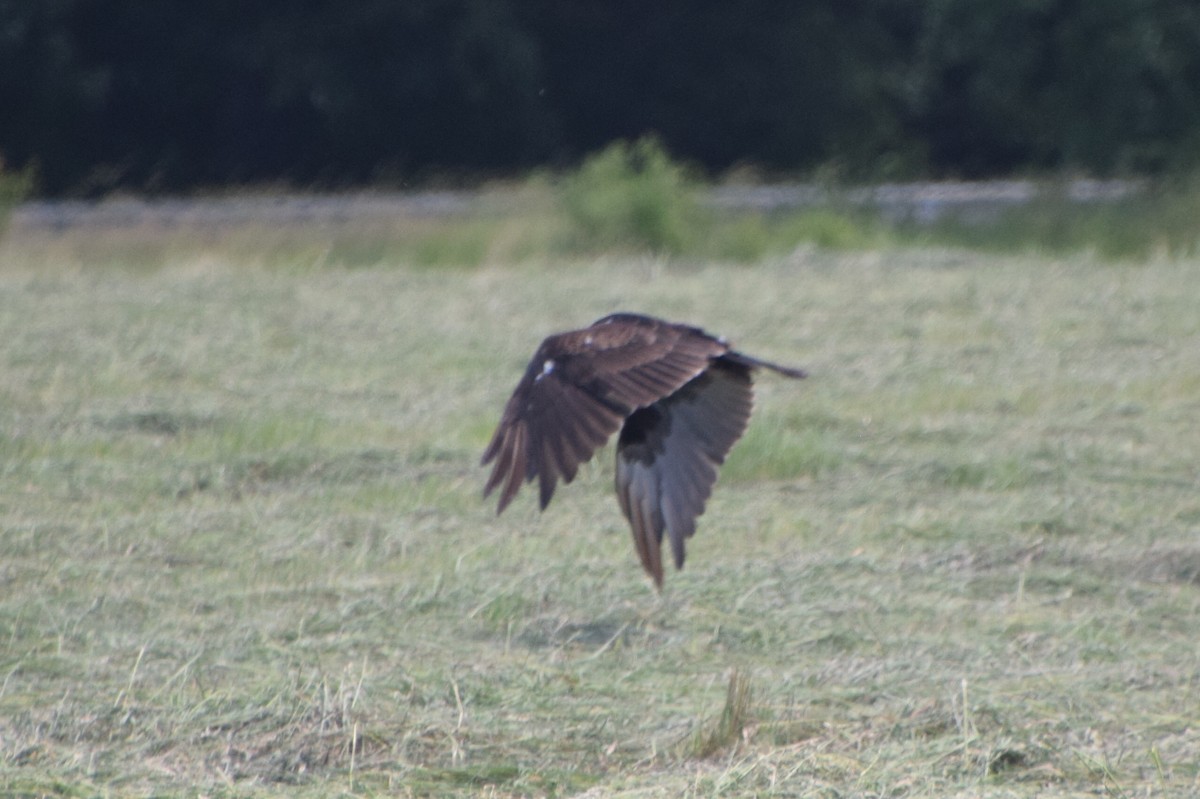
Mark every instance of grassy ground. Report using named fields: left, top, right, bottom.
left=1, top=223, right=1198, bottom=798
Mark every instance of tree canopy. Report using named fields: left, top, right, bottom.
left=3, top=0, right=1199, bottom=194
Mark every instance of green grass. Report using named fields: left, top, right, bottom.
left=898, top=183, right=1200, bottom=261
left=8, top=170, right=1200, bottom=271
left=1, top=220, right=1199, bottom=797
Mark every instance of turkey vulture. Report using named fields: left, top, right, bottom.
left=482, top=313, right=807, bottom=587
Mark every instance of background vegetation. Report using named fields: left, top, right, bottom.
left=13, top=138, right=1200, bottom=266
left=4, top=0, right=1200, bottom=194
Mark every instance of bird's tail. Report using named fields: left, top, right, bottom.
left=722, top=350, right=808, bottom=379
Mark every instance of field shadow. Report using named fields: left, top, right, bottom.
left=515, top=615, right=670, bottom=651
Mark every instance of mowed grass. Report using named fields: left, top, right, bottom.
left=1, top=227, right=1199, bottom=798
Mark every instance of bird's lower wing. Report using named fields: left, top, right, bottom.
left=614, top=361, right=753, bottom=587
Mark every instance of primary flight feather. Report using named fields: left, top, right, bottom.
left=482, top=313, right=806, bottom=587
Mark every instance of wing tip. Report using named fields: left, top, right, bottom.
left=493, top=488, right=515, bottom=515
left=537, top=475, right=556, bottom=510
left=776, top=365, right=809, bottom=379
left=723, top=350, right=808, bottom=380
left=481, top=424, right=529, bottom=516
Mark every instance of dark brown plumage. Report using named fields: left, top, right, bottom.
left=482, top=313, right=807, bottom=587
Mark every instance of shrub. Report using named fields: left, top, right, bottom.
left=560, top=137, right=704, bottom=254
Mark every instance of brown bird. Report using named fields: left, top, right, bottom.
left=482, top=313, right=807, bottom=588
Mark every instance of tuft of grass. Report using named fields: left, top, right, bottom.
left=689, top=669, right=755, bottom=759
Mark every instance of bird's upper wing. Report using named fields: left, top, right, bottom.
left=482, top=315, right=727, bottom=514
left=614, top=358, right=753, bottom=587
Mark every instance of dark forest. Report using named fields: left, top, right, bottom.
left=3, top=1, right=1200, bottom=195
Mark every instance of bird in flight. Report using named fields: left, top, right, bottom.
left=482, top=313, right=807, bottom=588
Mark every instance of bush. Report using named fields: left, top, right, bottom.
left=560, top=137, right=704, bottom=254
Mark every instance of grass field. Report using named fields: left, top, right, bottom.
left=1, top=219, right=1198, bottom=797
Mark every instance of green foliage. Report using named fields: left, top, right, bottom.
left=554, top=142, right=894, bottom=258
left=560, top=137, right=703, bottom=254
left=0, top=160, right=34, bottom=234
left=912, top=0, right=1200, bottom=174
left=902, top=178, right=1200, bottom=260
left=774, top=208, right=891, bottom=251
left=12, top=173, right=1200, bottom=270
left=4, top=3, right=1200, bottom=191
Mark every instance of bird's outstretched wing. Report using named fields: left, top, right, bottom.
left=481, top=314, right=728, bottom=513
left=614, top=358, right=754, bottom=587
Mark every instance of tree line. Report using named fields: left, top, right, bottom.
left=3, top=0, right=1199, bottom=195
